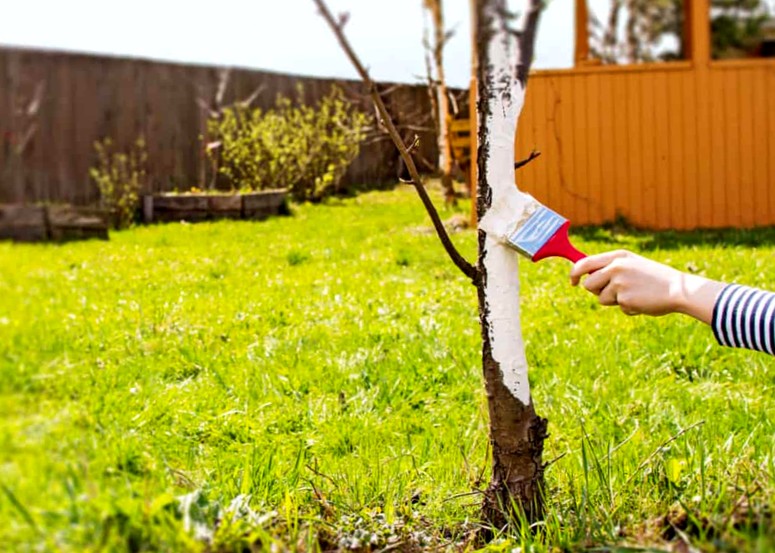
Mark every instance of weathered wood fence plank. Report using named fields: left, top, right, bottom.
left=0, top=47, right=446, bottom=206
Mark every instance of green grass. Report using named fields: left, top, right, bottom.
left=1, top=187, right=774, bottom=552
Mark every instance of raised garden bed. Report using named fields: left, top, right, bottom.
left=142, top=189, right=288, bottom=223
left=0, top=205, right=109, bottom=243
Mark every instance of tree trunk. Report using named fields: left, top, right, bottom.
left=603, top=0, right=623, bottom=63
left=314, top=0, right=546, bottom=531
left=625, top=0, right=642, bottom=63
left=425, top=0, right=456, bottom=205
left=473, top=0, right=548, bottom=527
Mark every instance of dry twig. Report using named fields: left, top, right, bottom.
left=625, top=420, right=705, bottom=485
left=514, top=149, right=541, bottom=170
left=441, top=489, right=484, bottom=504
left=306, top=462, right=340, bottom=489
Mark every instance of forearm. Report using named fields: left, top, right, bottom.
left=672, top=274, right=725, bottom=325
left=671, top=275, right=775, bottom=355
left=709, top=284, right=775, bottom=354
left=572, top=251, right=775, bottom=355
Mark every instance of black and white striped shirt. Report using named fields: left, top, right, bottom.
left=712, top=284, right=775, bottom=355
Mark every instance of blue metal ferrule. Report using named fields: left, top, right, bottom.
left=506, top=206, right=567, bottom=257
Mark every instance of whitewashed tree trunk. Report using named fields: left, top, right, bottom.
left=314, top=0, right=546, bottom=529
left=474, top=0, right=547, bottom=526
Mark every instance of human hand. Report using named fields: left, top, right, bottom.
left=569, top=250, right=724, bottom=323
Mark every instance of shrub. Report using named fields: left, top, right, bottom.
left=207, top=87, right=367, bottom=201
left=90, top=137, right=147, bottom=229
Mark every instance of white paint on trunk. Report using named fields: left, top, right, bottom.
left=479, top=191, right=541, bottom=243
left=477, top=4, right=532, bottom=405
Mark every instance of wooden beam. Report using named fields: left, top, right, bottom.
left=574, top=0, right=590, bottom=66
left=686, top=0, right=711, bottom=64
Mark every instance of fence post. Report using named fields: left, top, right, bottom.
left=685, top=0, right=711, bottom=65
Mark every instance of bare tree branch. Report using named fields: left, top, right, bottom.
left=237, top=84, right=266, bottom=109
left=514, top=149, right=541, bottom=170
left=12, top=80, right=45, bottom=156
left=15, top=123, right=39, bottom=156
left=413, top=151, right=438, bottom=173
left=406, top=134, right=421, bottom=156
left=447, top=89, right=460, bottom=117
left=376, top=83, right=404, bottom=97
left=516, top=0, right=544, bottom=86
left=423, top=13, right=441, bottom=141
left=25, top=81, right=45, bottom=117
left=603, top=0, right=623, bottom=63
left=423, top=0, right=456, bottom=205
left=215, top=68, right=230, bottom=108
left=313, top=0, right=477, bottom=283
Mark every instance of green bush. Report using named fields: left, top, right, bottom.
left=207, top=87, right=367, bottom=201
left=89, top=137, right=147, bottom=229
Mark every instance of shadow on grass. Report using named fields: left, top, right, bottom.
left=572, top=224, right=775, bottom=252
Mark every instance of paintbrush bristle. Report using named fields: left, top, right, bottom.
left=478, top=192, right=542, bottom=238
left=479, top=193, right=584, bottom=263
left=479, top=193, right=566, bottom=258
left=505, top=205, right=568, bottom=258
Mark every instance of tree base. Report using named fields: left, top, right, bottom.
left=481, top=410, right=548, bottom=530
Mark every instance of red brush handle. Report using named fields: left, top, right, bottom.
left=531, top=221, right=586, bottom=263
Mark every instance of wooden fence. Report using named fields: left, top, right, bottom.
left=514, top=59, right=775, bottom=230
left=501, top=0, right=775, bottom=230
left=0, top=47, right=444, bottom=206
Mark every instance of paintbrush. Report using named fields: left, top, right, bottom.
left=479, top=194, right=587, bottom=263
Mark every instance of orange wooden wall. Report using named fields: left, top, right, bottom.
left=514, top=58, right=775, bottom=230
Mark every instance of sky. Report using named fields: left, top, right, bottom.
left=5, top=1, right=773, bottom=87
left=0, top=0, right=617, bottom=88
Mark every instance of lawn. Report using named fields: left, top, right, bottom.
left=1, top=187, right=774, bottom=552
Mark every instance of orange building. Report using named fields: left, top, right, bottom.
left=473, top=0, right=775, bottom=230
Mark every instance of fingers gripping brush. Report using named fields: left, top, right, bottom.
left=480, top=194, right=587, bottom=263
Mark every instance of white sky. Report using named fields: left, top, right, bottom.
left=4, top=0, right=757, bottom=88
left=0, top=0, right=618, bottom=87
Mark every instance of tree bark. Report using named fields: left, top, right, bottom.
left=625, top=0, right=642, bottom=63
left=473, top=0, right=547, bottom=527
left=603, top=0, right=623, bottom=63
left=424, top=0, right=457, bottom=205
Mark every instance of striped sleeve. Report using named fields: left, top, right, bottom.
left=711, top=284, right=775, bottom=355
